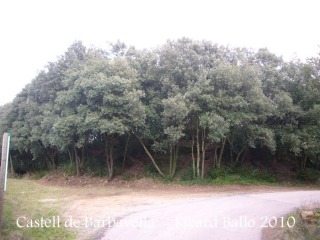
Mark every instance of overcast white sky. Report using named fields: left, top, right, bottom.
left=0, top=0, right=319, bottom=106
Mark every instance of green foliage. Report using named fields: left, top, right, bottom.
left=144, top=164, right=159, bottom=176
left=63, top=162, right=76, bottom=176
left=210, top=166, right=234, bottom=179
left=81, top=156, right=108, bottom=177
left=210, top=166, right=277, bottom=185
left=1, top=39, right=320, bottom=181
left=200, top=112, right=229, bottom=142
left=33, top=170, right=47, bottom=180
left=296, top=168, right=320, bottom=183
left=85, top=166, right=108, bottom=177
left=179, top=166, right=195, bottom=181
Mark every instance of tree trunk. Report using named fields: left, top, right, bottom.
left=50, top=147, right=57, bottom=169
left=201, top=128, right=206, bottom=179
left=41, top=147, right=52, bottom=169
left=104, top=133, right=114, bottom=180
left=196, top=121, right=200, bottom=178
left=68, top=148, right=74, bottom=164
left=228, top=138, right=234, bottom=164
left=170, top=144, right=179, bottom=178
left=169, top=145, right=173, bottom=177
left=122, top=134, right=131, bottom=170
left=74, top=146, right=80, bottom=176
left=191, top=130, right=196, bottom=178
left=236, top=145, right=247, bottom=163
left=217, top=137, right=226, bottom=169
left=108, top=135, right=115, bottom=180
left=301, top=154, right=307, bottom=169
left=81, top=147, right=85, bottom=174
left=241, top=146, right=249, bottom=163
left=135, top=134, right=165, bottom=178
left=173, top=145, right=178, bottom=178
left=213, top=146, right=218, bottom=168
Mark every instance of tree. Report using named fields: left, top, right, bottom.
left=55, top=48, right=146, bottom=179
left=1, top=39, right=319, bottom=180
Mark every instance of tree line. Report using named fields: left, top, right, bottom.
left=0, top=38, right=319, bottom=180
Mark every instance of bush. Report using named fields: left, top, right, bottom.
left=121, top=173, right=137, bottom=181
left=296, top=168, right=320, bottom=183
left=144, top=164, right=159, bottom=176
left=91, top=167, right=108, bottom=177
left=210, top=166, right=234, bottom=179
left=210, top=166, right=276, bottom=185
left=63, top=163, right=75, bottom=176
left=179, top=166, right=194, bottom=181
left=33, top=171, right=47, bottom=179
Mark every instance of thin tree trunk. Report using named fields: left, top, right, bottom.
left=41, top=147, right=52, bottom=169
left=122, top=134, right=131, bottom=170
left=196, top=121, right=200, bottom=178
left=236, top=145, right=247, bottom=163
left=135, top=134, right=165, bottom=178
left=81, top=147, right=85, bottom=174
left=169, top=145, right=173, bottom=177
left=228, top=138, right=234, bottom=164
left=50, top=147, right=57, bottom=169
left=108, top=135, right=115, bottom=180
left=302, top=154, right=307, bottom=169
left=217, top=137, right=227, bottom=169
left=68, top=148, right=74, bottom=164
left=201, top=128, right=206, bottom=179
left=104, top=133, right=112, bottom=179
left=172, top=145, right=178, bottom=178
left=241, top=146, right=249, bottom=163
left=74, top=147, right=80, bottom=176
left=170, top=145, right=179, bottom=178
left=191, top=129, right=195, bottom=178
left=213, top=146, right=218, bottom=168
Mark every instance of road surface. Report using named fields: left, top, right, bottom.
left=99, top=191, right=320, bottom=240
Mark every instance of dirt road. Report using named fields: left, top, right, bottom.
left=98, top=191, right=320, bottom=240
left=43, top=176, right=317, bottom=240
left=7, top=177, right=319, bottom=240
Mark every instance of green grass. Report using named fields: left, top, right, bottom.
left=209, top=166, right=278, bottom=185
left=0, top=178, right=76, bottom=240
left=175, top=166, right=278, bottom=186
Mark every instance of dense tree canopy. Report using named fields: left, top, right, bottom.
left=1, top=38, right=319, bottom=180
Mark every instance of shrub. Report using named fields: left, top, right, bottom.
left=63, top=163, right=75, bottom=176
left=210, top=166, right=234, bottom=179
left=296, top=168, right=320, bottom=183
left=179, top=166, right=194, bottom=181
left=33, top=171, right=47, bottom=179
